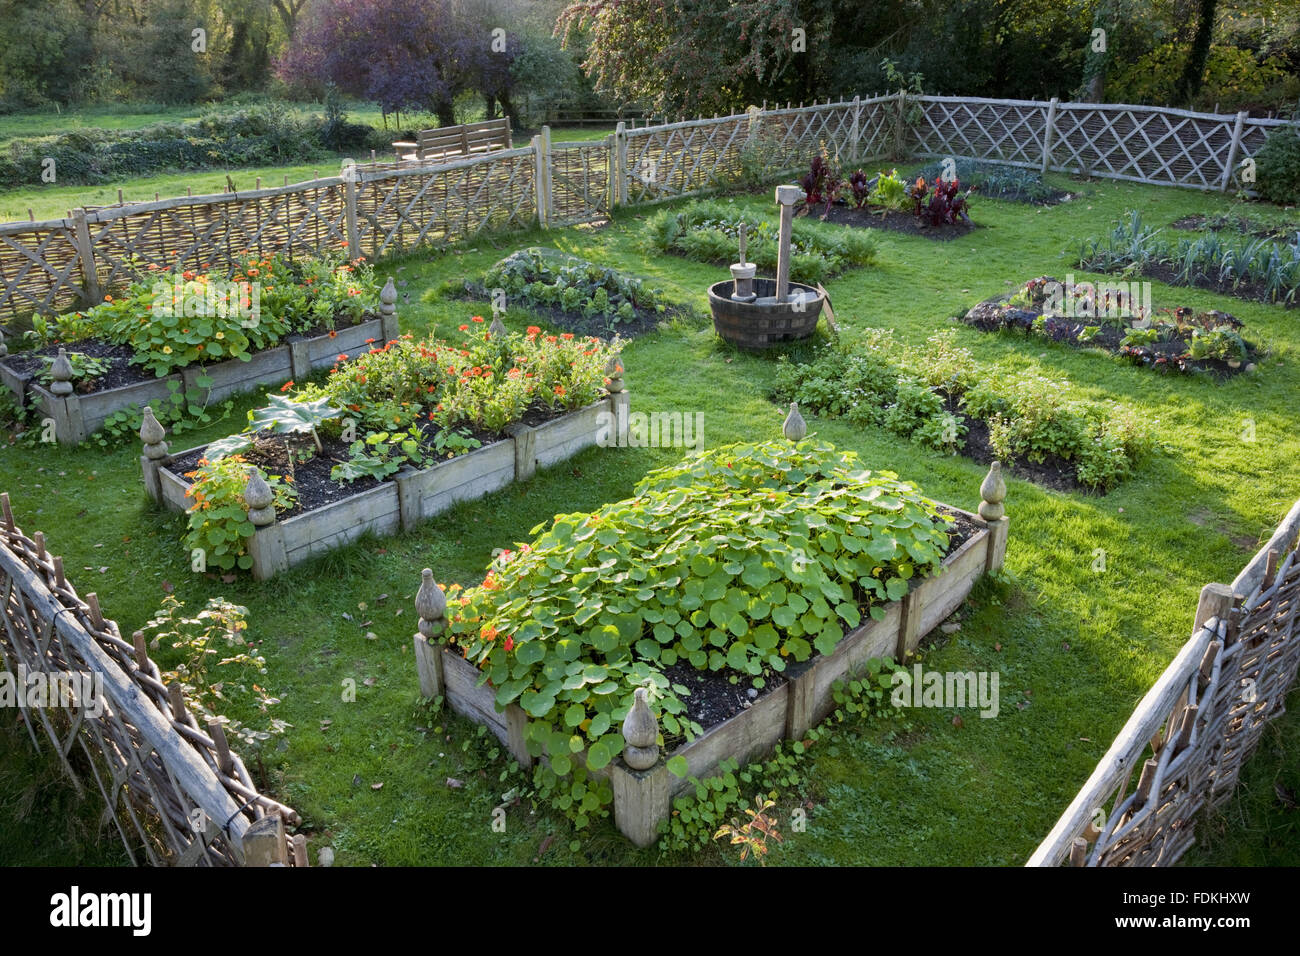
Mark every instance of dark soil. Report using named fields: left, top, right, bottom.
left=166, top=399, right=572, bottom=519
left=812, top=203, right=979, bottom=241
left=1170, top=214, right=1295, bottom=241
left=1138, top=262, right=1294, bottom=309
left=454, top=282, right=689, bottom=340
left=951, top=396, right=1080, bottom=494
left=962, top=292, right=1258, bottom=377
left=1, top=341, right=139, bottom=392
left=0, top=313, right=373, bottom=395
left=663, top=504, right=981, bottom=737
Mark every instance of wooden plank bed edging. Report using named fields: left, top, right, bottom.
left=146, top=393, right=625, bottom=580
left=5, top=313, right=389, bottom=446
left=412, top=459, right=1012, bottom=847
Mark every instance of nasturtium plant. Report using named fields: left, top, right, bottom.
left=441, top=438, right=953, bottom=781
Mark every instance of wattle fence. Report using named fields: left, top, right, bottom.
left=1029, top=497, right=1300, bottom=866
left=0, top=492, right=303, bottom=866
left=0, top=94, right=1288, bottom=324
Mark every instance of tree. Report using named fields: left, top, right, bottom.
left=277, top=0, right=475, bottom=125
left=1176, top=0, right=1218, bottom=104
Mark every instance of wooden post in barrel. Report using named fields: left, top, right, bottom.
left=774, top=184, right=801, bottom=302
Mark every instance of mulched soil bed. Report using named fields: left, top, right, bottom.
left=810, top=203, right=979, bottom=241
left=1170, top=214, right=1295, bottom=241
left=963, top=292, right=1257, bottom=377
left=0, top=314, right=373, bottom=395
left=1136, top=262, right=1293, bottom=309
left=666, top=504, right=982, bottom=736
left=166, top=401, right=571, bottom=519
left=950, top=397, right=1078, bottom=494
left=453, top=283, right=691, bottom=340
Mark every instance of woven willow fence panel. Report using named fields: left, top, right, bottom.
left=0, top=97, right=1289, bottom=322
left=87, top=182, right=350, bottom=294
left=1051, top=105, right=1238, bottom=188
left=0, top=492, right=300, bottom=866
left=355, top=148, right=536, bottom=258
left=1029, top=498, right=1300, bottom=866
left=914, top=97, right=1049, bottom=169
left=0, top=218, right=86, bottom=318
left=550, top=142, right=609, bottom=224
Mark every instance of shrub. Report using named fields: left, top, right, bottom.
left=1253, top=126, right=1300, bottom=206
left=772, top=332, right=1153, bottom=491
left=482, top=248, right=663, bottom=330
left=645, top=201, right=876, bottom=283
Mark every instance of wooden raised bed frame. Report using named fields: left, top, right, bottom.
left=412, top=459, right=1012, bottom=847
left=0, top=280, right=402, bottom=447
left=142, top=388, right=630, bottom=581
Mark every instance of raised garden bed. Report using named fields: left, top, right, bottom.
left=1080, top=211, right=1299, bottom=307
left=455, top=247, right=687, bottom=340
left=146, top=392, right=628, bottom=580
left=412, top=454, right=1009, bottom=846
left=0, top=309, right=395, bottom=446
left=644, top=200, right=877, bottom=285
left=911, top=157, right=1074, bottom=206
left=962, top=277, right=1260, bottom=377
left=772, top=331, right=1155, bottom=493
left=814, top=203, right=978, bottom=241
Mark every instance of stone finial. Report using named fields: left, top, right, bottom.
left=978, top=460, right=1007, bottom=521
left=416, top=568, right=447, bottom=638
left=243, top=468, right=276, bottom=526
left=604, top=352, right=624, bottom=393
left=140, top=406, right=169, bottom=460
left=621, top=687, right=659, bottom=770
left=488, top=314, right=506, bottom=338
left=782, top=402, right=807, bottom=442
left=0, top=326, right=7, bottom=358
left=49, top=348, right=74, bottom=396
left=380, top=276, right=397, bottom=313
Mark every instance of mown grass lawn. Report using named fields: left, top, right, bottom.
left=1, top=169, right=1297, bottom=866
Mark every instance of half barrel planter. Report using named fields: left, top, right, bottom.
left=413, top=464, right=1012, bottom=847
left=0, top=312, right=398, bottom=447
left=145, top=390, right=629, bottom=580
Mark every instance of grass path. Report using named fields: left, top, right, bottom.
left=0, top=171, right=1296, bottom=865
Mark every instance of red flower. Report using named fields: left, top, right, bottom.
left=526, top=326, right=541, bottom=337
left=561, top=333, right=574, bottom=340
left=280, top=381, right=294, bottom=392
left=458, top=324, right=469, bottom=332
left=471, top=315, right=484, bottom=323
left=503, top=636, right=514, bottom=652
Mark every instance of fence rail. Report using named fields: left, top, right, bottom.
left=0, top=492, right=302, bottom=866
left=0, top=95, right=1289, bottom=323
left=1029, top=497, right=1300, bottom=866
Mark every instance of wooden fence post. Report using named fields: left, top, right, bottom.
left=71, top=208, right=100, bottom=305
left=1220, top=111, right=1247, bottom=193
left=1041, top=98, right=1059, bottom=175
left=342, top=163, right=361, bottom=260
left=1194, top=582, right=1234, bottom=632
left=850, top=95, right=861, bottom=161
left=609, top=122, right=626, bottom=210
left=533, top=127, right=553, bottom=228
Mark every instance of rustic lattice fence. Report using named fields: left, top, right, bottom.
left=0, top=96, right=1289, bottom=323
left=1029, top=497, right=1300, bottom=866
left=0, top=492, right=303, bottom=866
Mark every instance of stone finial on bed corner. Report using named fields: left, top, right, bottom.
left=978, top=460, right=1007, bottom=521
left=416, top=568, right=447, bottom=639
left=782, top=401, right=807, bottom=442
left=621, top=686, right=660, bottom=770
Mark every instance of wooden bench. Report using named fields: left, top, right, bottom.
left=392, top=117, right=513, bottom=163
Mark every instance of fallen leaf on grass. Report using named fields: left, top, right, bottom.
left=363, top=677, right=377, bottom=687
left=952, top=715, right=964, bottom=728
left=371, top=782, right=383, bottom=791
left=446, top=777, right=463, bottom=789
left=535, top=834, right=554, bottom=861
